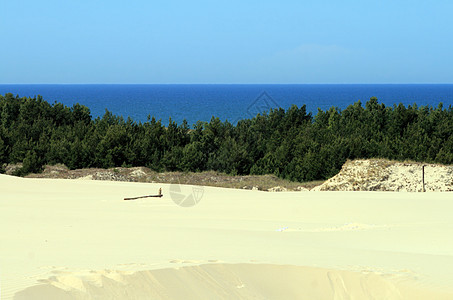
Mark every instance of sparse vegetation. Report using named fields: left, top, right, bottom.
left=24, top=164, right=321, bottom=191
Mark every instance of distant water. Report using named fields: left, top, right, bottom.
left=0, top=84, right=452, bottom=125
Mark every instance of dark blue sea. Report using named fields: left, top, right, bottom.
left=0, top=84, right=452, bottom=125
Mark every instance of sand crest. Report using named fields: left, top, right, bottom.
left=13, top=264, right=453, bottom=300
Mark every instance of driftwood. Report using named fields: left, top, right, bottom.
left=124, top=194, right=163, bottom=201
left=125, top=188, right=163, bottom=201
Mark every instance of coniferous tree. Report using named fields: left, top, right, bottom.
left=0, top=94, right=451, bottom=178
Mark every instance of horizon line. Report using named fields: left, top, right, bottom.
left=1, top=82, right=453, bottom=85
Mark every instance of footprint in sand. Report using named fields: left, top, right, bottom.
left=169, top=259, right=182, bottom=264
left=182, top=260, right=201, bottom=264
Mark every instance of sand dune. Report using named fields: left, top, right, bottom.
left=13, top=264, right=453, bottom=300
left=313, top=159, right=453, bottom=192
left=1, top=174, right=453, bottom=299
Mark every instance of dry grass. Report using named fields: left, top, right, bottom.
left=24, top=164, right=324, bottom=191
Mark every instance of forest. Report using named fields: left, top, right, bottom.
left=0, top=93, right=452, bottom=181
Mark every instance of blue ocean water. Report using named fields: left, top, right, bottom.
left=0, top=84, right=452, bottom=125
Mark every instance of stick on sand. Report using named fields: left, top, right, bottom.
left=124, top=188, right=163, bottom=200
left=124, top=194, right=163, bottom=200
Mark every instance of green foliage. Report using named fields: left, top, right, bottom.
left=0, top=135, right=6, bottom=174
left=0, top=93, right=452, bottom=180
left=14, top=150, right=43, bottom=176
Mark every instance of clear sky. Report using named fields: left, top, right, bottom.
left=1, top=0, right=452, bottom=84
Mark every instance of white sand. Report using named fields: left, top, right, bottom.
left=313, top=159, right=453, bottom=192
left=1, top=174, right=453, bottom=299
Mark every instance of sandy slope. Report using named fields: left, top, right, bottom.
left=313, top=159, right=453, bottom=192
left=1, top=174, right=453, bottom=299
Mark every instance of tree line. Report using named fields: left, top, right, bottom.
left=0, top=93, right=452, bottom=180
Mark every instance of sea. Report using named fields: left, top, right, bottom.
left=0, top=84, right=452, bottom=126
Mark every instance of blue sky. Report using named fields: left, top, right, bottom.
left=1, top=0, right=452, bottom=83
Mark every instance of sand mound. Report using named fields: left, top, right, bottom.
left=13, top=264, right=451, bottom=300
left=312, top=159, right=453, bottom=191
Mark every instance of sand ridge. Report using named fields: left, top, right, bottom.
left=13, top=263, right=452, bottom=300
